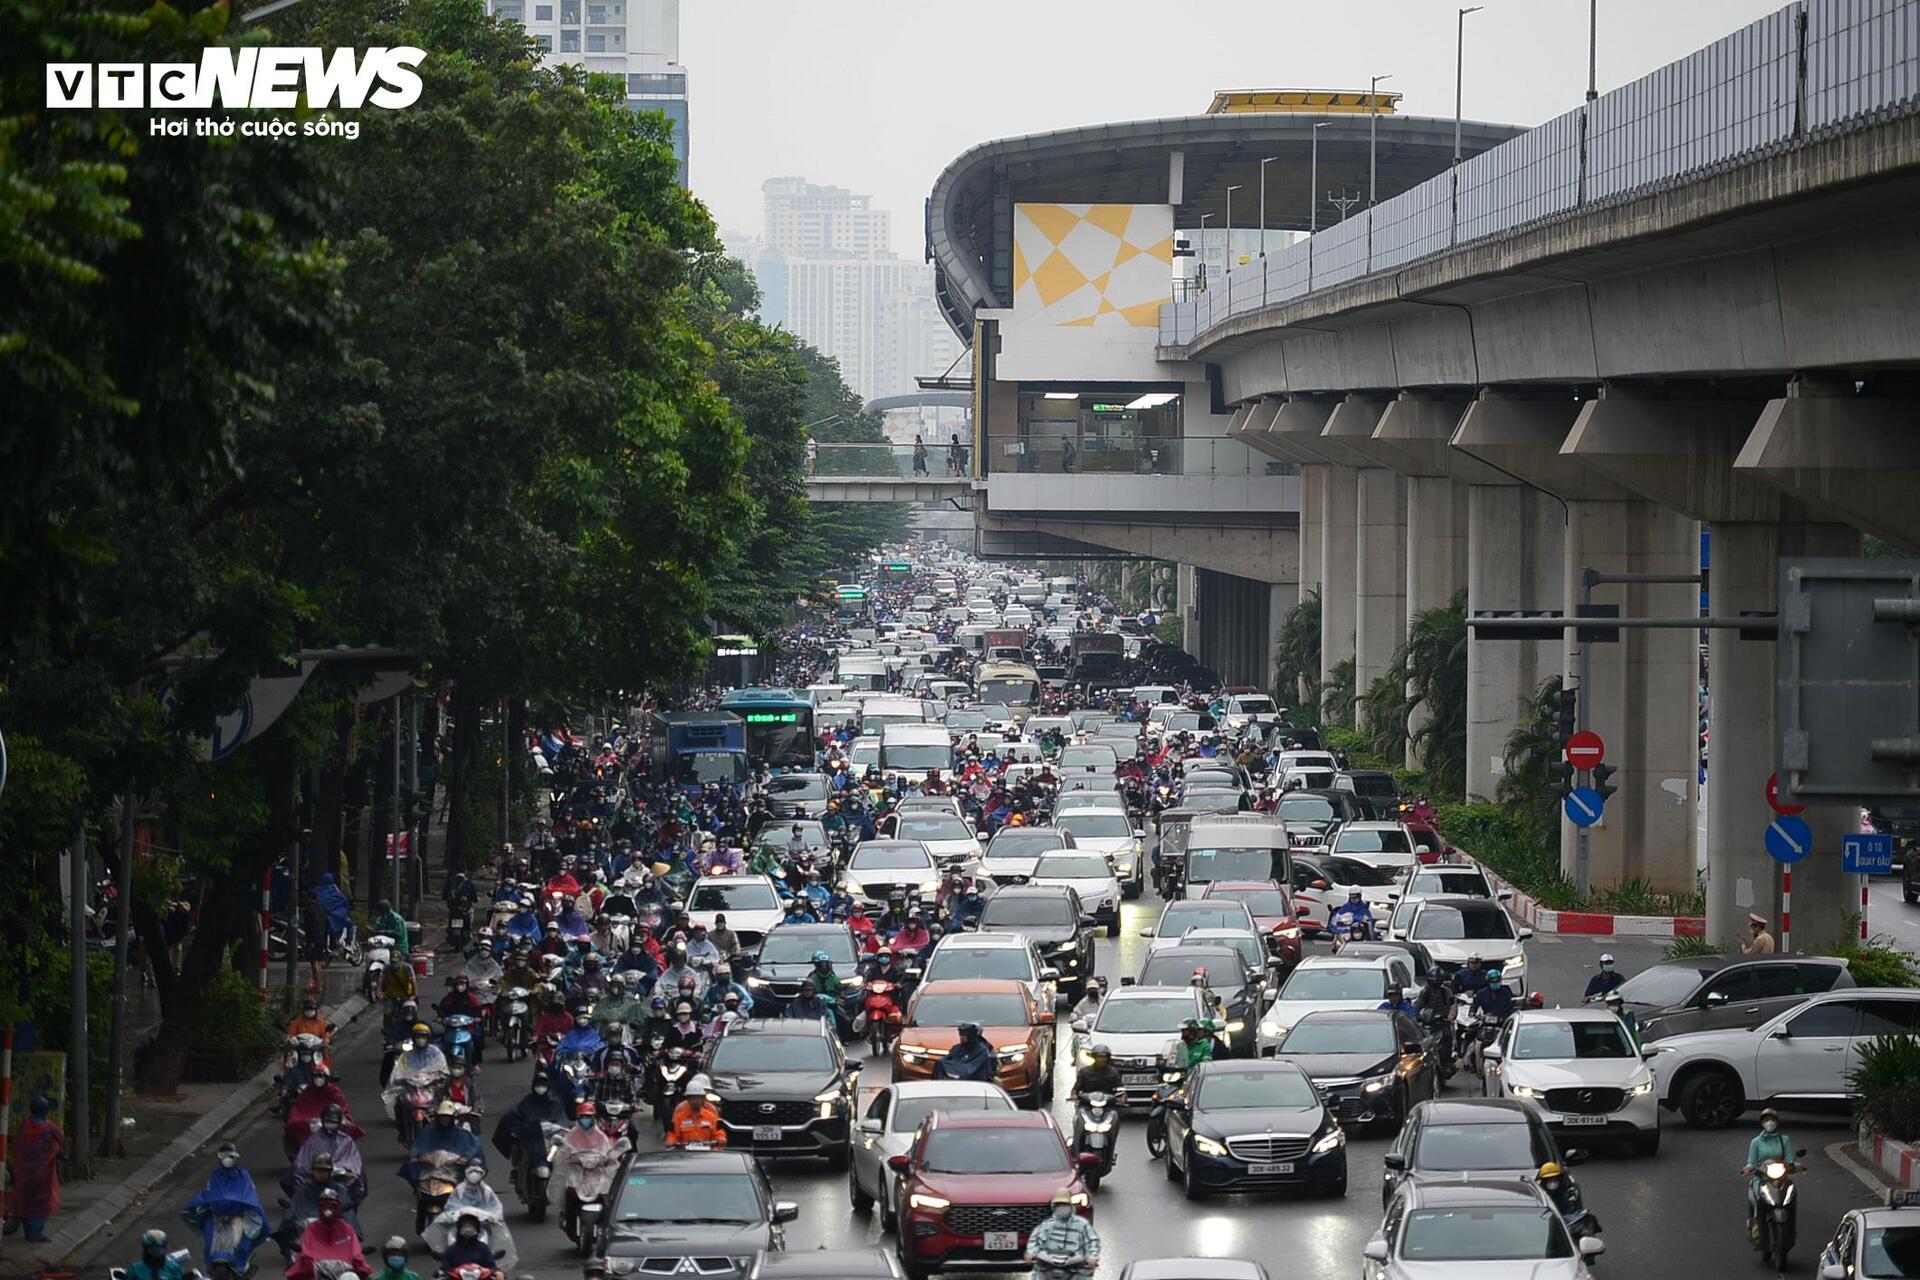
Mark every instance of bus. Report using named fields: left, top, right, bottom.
left=708, top=634, right=765, bottom=688
left=878, top=560, right=913, bottom=583
left=717, top=688, right=816, bottom=771
left=834, top=583, right=869, bottom=621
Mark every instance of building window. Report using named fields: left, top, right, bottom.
left=534, top=3, right=552, bottom=16
left=587, top=3, right=605, bottom=19
left=533, top=32, right=552, bottom=49
left=586, top=32, right=605, bottom=50
left=495, top=1, right=523, bottom=17
left=560, top=0, right=579, bottom=20
left=560, top=28, right=579, bottom=49
left=1011, top=392, right=1184, bottom=474
left=626, top=72, right=687, bottom=95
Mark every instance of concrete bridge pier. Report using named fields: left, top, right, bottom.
left=1463, top=485, right=1565, bottom=799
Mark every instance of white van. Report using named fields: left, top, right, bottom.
left=836, top=654, right=888, bottom=692
left=859, top=695, right=930, bottom=735
left=1181, top=815, right=1295, bottom=900
left=879, top=723, right=953, bottom=783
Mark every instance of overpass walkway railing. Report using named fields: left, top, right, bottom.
left=1161, top=0, right=1919, bottom=347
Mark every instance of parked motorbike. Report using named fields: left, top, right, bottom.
left=1749, top=1148, right=1808, bottom=1272
left=1072, top=1090, right=1119, bottom=1189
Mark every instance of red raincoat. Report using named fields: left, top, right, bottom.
left=286, top=1213, right=370, bottom=1280
left=7, top=1115, right=62, bottom=1217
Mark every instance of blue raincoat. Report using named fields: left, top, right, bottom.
left=314, top=874, right=351, bottom=941
left=181, top=1163, right=269, bottom=1271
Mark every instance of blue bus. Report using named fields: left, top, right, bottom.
left=718, top=688, right=817, bottom=771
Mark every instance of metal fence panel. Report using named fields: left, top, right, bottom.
left=1459, top=106, right=1584, bottom=240
left=1309, top=213, right=1373, bottom=289
left=1808, top=0, right=1920, bottom=127
left=1371, top=172, right=1452, bottom=270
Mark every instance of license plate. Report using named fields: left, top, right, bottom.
left=752, top=1125, right=782, bottom=1141
left=1560, top=1114, right=1608, bottom=1126
left=1249, top=1161, right=1294, bottom=1175
left=1122, top=1072, right=1156, bottom=1085
left=984, top=1231, right=1019, bottom=1252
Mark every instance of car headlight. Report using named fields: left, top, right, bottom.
left=1192, top=1134, right=1229, bottom=1157
left=1625, top=1078, right=1654, bottom=1098
left=1502, top=954, right=1526, bottom=975
left=996, top=1045, right=1029, bottom=1062
left=909, top=1193, right=951, bottom=1211
left=1362, top=1075, right=1392, bottom=1094
left=1262, top=1022, right=1287, bottom=1039
left=814, top=1084, right=845, bottom=1102
left=604, top=1260, right=638, bottom=1275
left=746, top=976, right=770, bottom=988
left=1508, top=1085, right=1542, bottom=1099
left=898, top=1046, right=933, bottom=1062
left=1311, top=1128, right=1345, bottom=1155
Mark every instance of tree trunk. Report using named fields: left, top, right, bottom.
left=314, top=700, right=356, bottom=883
left=445, top=679, right=481, bottom=872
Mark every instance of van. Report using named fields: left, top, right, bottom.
left=879, top=723, right=953, bottom=782
left=1180, top=815, right=1295, bottom=899
left=859, top=695, right=930, bottom=735
left=954, top=625, right=991, bottom=653
left=836, top=654, right=887, bottom=692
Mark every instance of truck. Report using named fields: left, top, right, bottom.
left=648, top=711, right=748, bottom=793
left=983, top=628, right=1028, bottom=662
left=1068, top=631, right=1126, bottom=687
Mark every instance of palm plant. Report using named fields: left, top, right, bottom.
left=1321, top=658, right=1356, bottom=729
left=1403, top=591, right=1470, bottom=798
left=1273, top=590, right=1322, bottom=717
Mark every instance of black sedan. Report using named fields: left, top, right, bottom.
left=1136, top=945, right=1265, bottom=1059
left=1162, top=1060, right=1347, bottom=1200
left=1270, top=1009, right=1439, bottom=1132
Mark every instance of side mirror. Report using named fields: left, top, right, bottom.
left=1311, top=880, right=1329, bottom=891
left=1133, top=830, right=1145, bottom=839
left=1139, top=929, right=1157, bottom=939
left=1497, top=890, right=1513, bottom=902
left=887, top=1154, right=911, bottom=1172
left=1704, top=990, right=1730, bottom=1006
left=1562, top=1148, right=1590, bottom=1166
left=1577, top=1237, right=1605, bottom=1259
left=772, top=1201, right=800, bottom=1225
left=858, top=1118, right=883, bottom=1135
left=1517, top=928, right=1533, bottom=941
left=1822, top=1265, right=1848, bottom=1280
left=1039, top=967, right=1061, bottom=982
left=1036, top=1009, right=1056, bottom=1024
left=1261, top=988, right=1278, bottom=1007
left=1295, top=904, right=1313, bottom=917
left=1071, top=1018, right=1090, bottom=1033
left=1362, top=1240, right=1390, bottom=1264
left=977, top=832, right=990, bottom=842
left=1383, top=1152, right=1407, bottom=1171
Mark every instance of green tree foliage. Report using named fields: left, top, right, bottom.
left=1403, top=591, right=1469, bottom=799
left=1321, top=658, right=1356, bottom=729
left=1272, top=590, right=1322, bottom=720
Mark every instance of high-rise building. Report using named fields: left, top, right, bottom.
left=485, top=0, right=689, bottom=184
left=761, top=178, right=890, bottom=260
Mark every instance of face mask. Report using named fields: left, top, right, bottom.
left=220, top=1155, right=239, bottom=1168
left=458, top=1227, right=478, bottom=1241
left=387, top=1258, right=408, bottom=1270
left=608, top=1065, right=624, bottom=1077
left=1763, top=1119, right=1779, bottom=1133
left=532, top=1083, right=549, bottom=1095
left=322, top=1120, right=339, bottom=1132
left=319, top=1206, right=339, bottom=1220
left=145, top=1248, right=167, bottom=1261
left=465, top=1168, right=484, bottom=1183
left=579, top=1117, right=595, bottom=1129
left=413, top=1039, right=429, bottom=1051
left=1052, top=1205, right=1073, bottom=1221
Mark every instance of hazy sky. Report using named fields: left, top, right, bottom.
left=682, top=0, right=1791, bottom=248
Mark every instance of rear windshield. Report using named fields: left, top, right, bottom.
left=989, top=830, right=1069, bottom=856
left=1188, top=849, right=1280, bottom=882
left=689, top=882, right=780, bottom=912
left=1156, top=905, right=1249, bottom=935
left=889, top=1093, right=1012, bottom=1133
left=1335, top=829, right=1413, bottom=854
left=1414, top=1121, right=1553, bottom=1172
left=1034, top=855, right=1112, bottom=880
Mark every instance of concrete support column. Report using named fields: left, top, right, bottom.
left=1267, top=580, right=1299, bottom=693
left=1705, top=521, right=1861, bottom=951
left=1405, top=475, right=1470, bottom=768
left=1561, top=500, right=1699, bottom=894
left=1179, top=563, right=1201, bottom=659
left=1300, top=464, right=1325, bottom=602
left=1465, top=486, right=1564, bottom=800
left=1320, top=464, right=1358, bottom=695
left=1354, top=467, right=1408, bottom=697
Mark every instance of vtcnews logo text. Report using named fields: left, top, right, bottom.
left=46, top=47, right=425, bottom=140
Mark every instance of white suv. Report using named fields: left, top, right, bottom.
left=1484, top=1007, right=1660, bottom=1155
left=1646, top=989, right=1920, bottom=1129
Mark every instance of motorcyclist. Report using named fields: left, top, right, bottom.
left=370, top=898, right=411, bottom=957
left=400, top=1100, right=484, bottom=1192
left=1604, top=991, right=1642, bottom=1048
left=444, top=1059, right=484, bottom=1114
left=950, top=882, right=986, bottom=930
left=703, top=990, right=747, bottom=1038
left=787, top=979, right=833, bottom=1025
left=128, top=1228, right=188, bottom=1280
left=287, top=996, right=332, bottom=1044
left=1328, top=889, right=1375, bottom=940
left=438, top=975, right=488, bottom=1060
left=665, top=1073, right=728, bottom=1148
left=1582, top=953, right=1626, bottom=1001
left=286, top=1066, right=355, bottom=1155
left=276, top=1150, right=361, bottom=1253
left=1023, top=1188, right=1100, bottom=1280
left=1454, top=954, right=1490, bottom=994
left=551, top=1102, right=622, bottom=1242
left=1469, top=967, right=1516, bottom=1022
left=1377, top=984, right=1419, bottom=1018
left=435, top=1210, right=504, bottom=1272
left=1177, top=1017, right=1224, bottom=1069
left=1070, top=977, right=1106, bottom=1026
left=372, top=1237, right=420, bottom=1280
left=286, top=1188, right=370, bottom=1280
left=892, top=910, right=933, bottom=955
left=180, top=1142, right=269, bottom=1277
left=292, top=1104, right=366, bottom=1195
left=490, top=1073, right=570, bottom=1166
left=1742, top=1108, right=1798, bottom=1244
left=554, top=1003, right=607, bottom=1063
left=1072, top=1045, right=1122, bottom=1099
left=935, top=1022, right=998, bottom=1082
left=1414, top=969, right=1455, bottom=1059
left=1537, top=1161, right=1582, bottom=1219
left=807, top=950, right=843, bottom=999
left=683, top=924, right=723, bottom=974
left=781, top=895, right=819, bottom=925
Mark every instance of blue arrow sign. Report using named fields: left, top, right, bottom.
left=1564, top=787, right=1605, bottom=827
left=1843, top=832, right=1895, bottom=875
left=1765, top=814, right=1813, bottom=864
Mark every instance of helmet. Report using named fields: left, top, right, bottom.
left=1484, top=966, right=1503, bottom=981
left=383, top=1237, right=409, bottom=1254
left=1604, top=991, right=1624, bottom=1008
left=411, top=1022, right=432, bottom=1037
left=1049, top=1187, right=1075, bottom=1207
left=957, top=1021, right=982, bottom=1039
left=812, top=951, right=832, bottom=965
left=575, top=1101, right=598, bottom=1118
left=1599, top=953, right=1615, bottom=965
left=142, top=1229, right=169, bottom=1249
left=1538, top=1161, right=1563, bottom=1180
left=434, top=1099, right=459, bottom=1117
left=686, top=1073, right=712, bottom=1096
left=1089, top=1044, right=1111, bottom=1061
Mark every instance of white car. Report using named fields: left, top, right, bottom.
left=1385, top=866, right=1509, bottom=939
left=980, top=827, right=1074, bottom=885
left=1396, top=896, right=1532, bottom=993
left=1263, top=954, right=1416, bottom=1049
left=1817, top=1205, right=1920, bottom=1280
left=890, top=812, right=982, bottom=871
left=839, top=839, right=942, bottom=905
left=1030, top=851, right=1121, bottom=935
left=684, top=874, right=784, bottom=949
left=1053, top=791, right=1126, bottom=817
left=1366, top=1179, right=1604, bottom=1280
left=1484, top=1007, right=1660, bottom=1155
left=1292, top=853, right=1403, bottom=930
left=1220, top=693, right=1283, bottom=734
left=1645, top=988, right=1920, bottom=1129
left=919, top=932, right=1059, bottom=1010
left=1053, top=809, right=1145, bottom=899
left=849, top=1079, right=1016, bottom=1230
left=1329, top=821, right=1421, bottom=877
left=1069, top=986, right=1215, bottom=1105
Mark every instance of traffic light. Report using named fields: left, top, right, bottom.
left=1554, top=688, right=1578, bottom=747
left=1591, top=762, right=1619, bottom=800
left=1549, top=760, right=1576, bottom=799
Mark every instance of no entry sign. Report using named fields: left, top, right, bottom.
left=1565, top=730, right=1605, bottom=770
left=1767, top=772, right=1806, bottom=816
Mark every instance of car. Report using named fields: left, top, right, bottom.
left=1394, top=897, right=1532, bottom=993
left=1389, top=864, right=1505, bottom=915
left=1054, top=790, right=1126, bottom=816
left=1816, top=1204, right=1920, bottom=1280
left=1646, top=988, right=1920, bottom=1128
left=1201, top=880, right=1307, bottom=969
left=1134, top=943, right=1267, bottom=1058
left=602, top=1149, right=798, bottom=1280
left=919, top=933, right=1059, bottom=1011
left=686, top=875, right=786, bottom=950
left=892, top=812, right=984, bottom=872
left=1180, top=815, right=1294, bottom=899
left=705, top=1018, right=860, bottom=1166
left=1273, top=1009, right=1439, bottom=1132
left=945, top=709, right=989, bottom=735
left=1058, top=743, right=1120, bottom=781
left=970, top=883, right=1096, bottom=1000
left=1380, top=1097, right=1589, bottom=1212
left=755, top=818, right=830, bottom=862
left=980, top=827, right=1074, bottom=887
left=1119, top=1262, right=1270, bottom=1280
left=1264, top=954, right=1416, bottom=1048
left=1070, top=986, right=1217, bottom=1106
left=1163, top=1059, right=1348, bottom=1200
left=1484, top=1007, right=1660, bottom=1154
left=747, top=923, right=863, bottom=1011
left=841, top=840, right=943, bottom=906
left=1334, top=939, right=1438, bottom=986
left=750, top=1249, right=904, bottom=1280
left=764, top=771, right=832, bottom=819
left=896, top=795, right=967, bottom=820
left=1131, top=685, right=1180, bottom=705
left=1146, top=926, right=1272, bottom=986
left=1140, top=898, right=1260, bottom=943
left=1614, top=954, right=1855, bottom=1043
left=1329, top=821, right=1421, bottom=876
left=1366, top=1178, right=1604, bottom=1279
left=1290, top=853, right=1403, bottom=928
left=848, top=1080, right=1016, bottom=1232
left=1220, top=693, right=1284, bottom=735
left=1333, top=770, right=1401, bottom=812
left=1053, top=809, right=1146, bottom=898
left=1276, top=765, right=1337, bottom=792
left=1272, top=790, right=1371, bottom=846
left=891, top=979, right=1058, bottom=1106
left=889, top=1109, right=1095, bottom=1280
left=1028, top=850, right=1121, bottom=936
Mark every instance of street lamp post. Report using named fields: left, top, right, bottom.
left=1199, top=212, right=1213, bottom=291
left=1258, top=156, right=1278, bottom=256
left=1309, top=121, right=1330, bottom=234
left=1455, top=7, right=1483, bottom=166
left=1224, top=184, right=1242, bottom=271
left=1369, top=73, right=1393, bottom=206
left=1588, top=0, right=1600, bottom=101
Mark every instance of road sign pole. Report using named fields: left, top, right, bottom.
left=1575, top=569, right=1594, bottom=899
left=1862, top=875, right=1869, bottom=943
left=1781, top=866, right=1792, bottom=953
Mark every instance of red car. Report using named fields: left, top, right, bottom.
left=1202, top=879, right=1307, bottom=969
left=888, top=1109, right=1096, bottom=1279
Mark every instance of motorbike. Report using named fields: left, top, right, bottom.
left=1750, top=1148, right=1808, bottom=1272
left=442, top=1013, right=480, bottom=1067
left=441, top=1263, right=502, bottom=1280
left=1144, top=1066, right=1187, bottom=1160
left=272, top=1035, right=332, bottom=1117
left=649, top=1046, right=697, bottom=1129
left=1418, top=1007, right=1457, bottom=1083
left=596, top=1097, right=638, bottom=1146
left=498, top=987, right=533, bottom=1062
left=558, top=1144, right=627, bottom=1257
left=363, top=935, right=397, bottom=1003
left=1327, top=915, right=1378, bottom=949
left=393, top=1072, right=444, bottom=1146
left=410, top=1151, right=466, bottom=1235
left=512, top=1120, right=569, bottom=1223
left=1072, top=1090, right=1119, bottom=1189
left=447, top=907, right=471, bottom=952
left=112, top=1249, right=211, bottom=1280
left=859, top=979, right=905, bottom=1056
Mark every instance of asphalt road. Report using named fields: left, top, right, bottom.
left=86, top=895, right=1880, bottom=1278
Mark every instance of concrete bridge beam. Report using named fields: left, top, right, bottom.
left=1734, top=380, right=1920, bottom=550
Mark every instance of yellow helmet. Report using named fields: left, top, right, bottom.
left=1538, top=1161, right=1563, bottom=1180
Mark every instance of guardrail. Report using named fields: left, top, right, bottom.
left=810, top=442, right=974, bottom=479
left=984, top=435, right=1294, bottom=477
left=1160, top=0, right=1920, bottom=348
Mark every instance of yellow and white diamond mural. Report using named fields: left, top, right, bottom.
left=1011, top=203, right=1174, bottom=328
